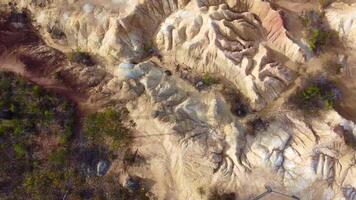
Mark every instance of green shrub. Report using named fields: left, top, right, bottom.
left=307, top=28, right=332, bottom=52
left=32, top=85, right=42, bottom=97
left=23, top=168, right=79, bottom=199
left=301, top=9, right=339, bottom=53
left=290, top=78, right=341, bottom=114
left=13, top=143, right=27, bottom=158
left=48, top=148, right=68, bottom=166
left=83, top=109, right=131, bottom=149
left=202, top=73, right=218, bottom=86
left=301, top=16, right=311, bottom=28
left=0, top=72, right=77, bottom=199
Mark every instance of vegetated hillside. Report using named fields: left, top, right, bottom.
left=0, top=72, right=150, bottom=200
left=0, top=71, right=76, bottom=199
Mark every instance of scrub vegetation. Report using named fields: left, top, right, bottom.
left=289, top=77, right=341, bottom=115
left=0, top=72, right=151, bottom=199
left=300, top=10, right=339, bottom=53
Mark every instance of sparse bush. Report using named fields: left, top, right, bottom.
left=202, top=73, right=218, bottom=86
left=208, top=188, right=236, bottom=200
left=48, top=148, right=68, bottom=166
left=306, top=28, right=333, bottom=52
left=48, top=26, right=66, bottom=40
left=301, top=16, right=311, bottom=28
left=301, top=10, right=339, bottom=53
left=300, top=10, right=323, bottom=28
left=13, top=143, right=26, bottom=158
left=289, top=77, right=341, bottom=115
left=123, top=149, right=138, bottom=166
left=23, top=168, right=81, bottom=200
left=324, top=59, right=344, bottom=75
left=68, top=51, right=95, bottom=66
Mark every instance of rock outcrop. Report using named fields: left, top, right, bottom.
left=11, top=0, right=189, bottom=62
left=10, top=0, right=306, bottom=110
left=156, top=2, right=297, bottom=109
left=115, top=60, right=356, bottom=199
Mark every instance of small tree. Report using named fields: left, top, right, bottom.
left=202, top=73, right=218, bottom=86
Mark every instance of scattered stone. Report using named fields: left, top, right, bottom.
left=195, top=81, right=204, bottom=89
left=97, top=160, right=111, bottom=176
left=125, top=176, right=141, bottom=191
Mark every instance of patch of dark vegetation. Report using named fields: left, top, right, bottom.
left=68, top=50, right=95, bottom=66
left=208, top=188, right=237, bottom=200
left=246, top=117, right=269, bottom=135
left=47, top=24, right=66, bottom=40
left=289, top=77, right=341, bottom=116
left=221, top=85, right=251, bottom=118
left=0, top=72, right=153, bottom=199
left=201, top=72, right=219, bottom=86
left=164, top=69, right=172, bottom=76
left=306, top=28, right=338, bottom=53
left=300, top=10, right=340, bottom=54
left=123, top=148, right=145, bottom=167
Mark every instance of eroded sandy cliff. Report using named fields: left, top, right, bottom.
left=1, top=0, right=356, bottom=199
